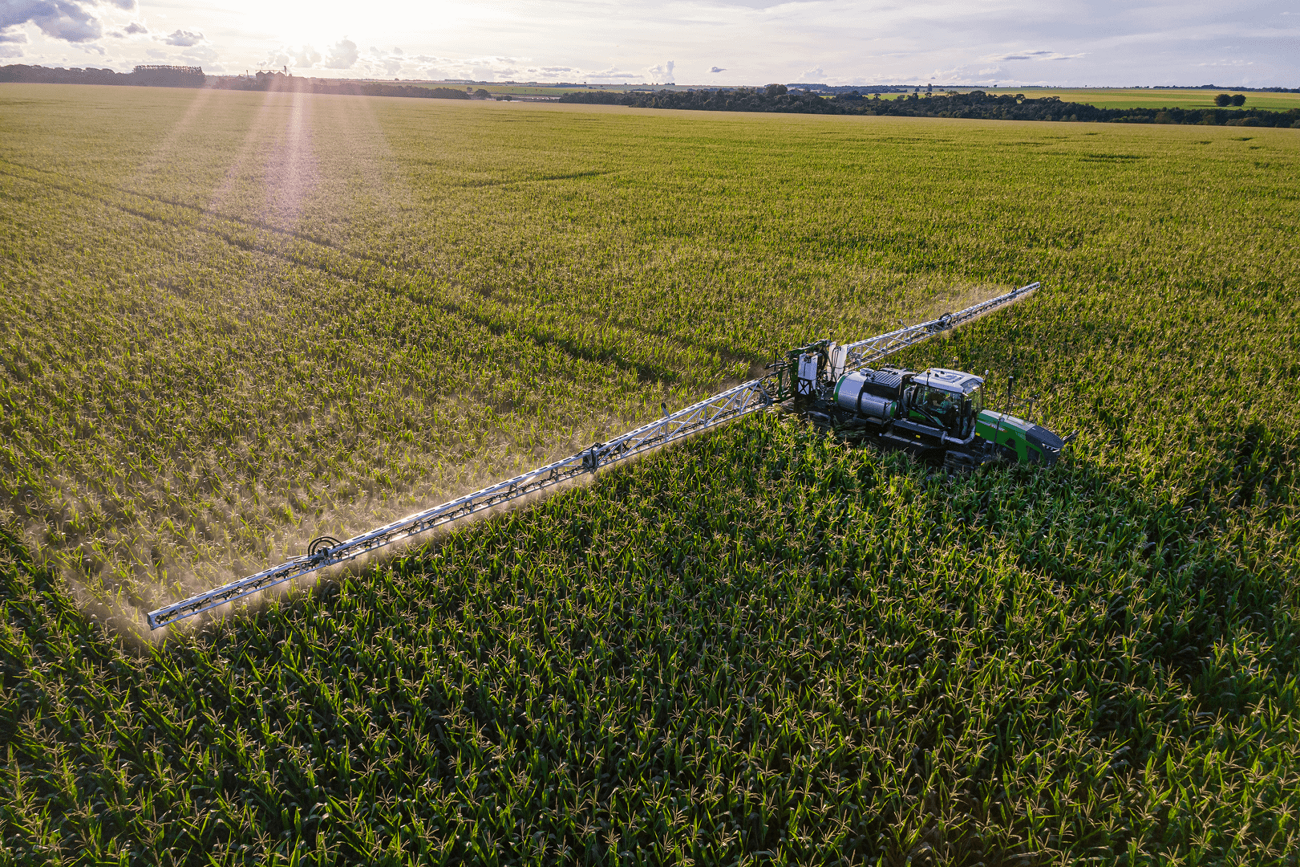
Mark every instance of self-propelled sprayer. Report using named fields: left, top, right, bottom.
left=147, top=281, right=1071, bottom=629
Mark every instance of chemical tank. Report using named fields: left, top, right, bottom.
left=833, top=371, right=897, bottom=420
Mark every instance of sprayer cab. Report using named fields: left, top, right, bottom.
left=906, top=368, right=986, bottom=435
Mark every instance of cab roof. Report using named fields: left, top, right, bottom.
left=919, top=368, right=984, bottom=395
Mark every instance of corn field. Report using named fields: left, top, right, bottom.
left=1, top=84, right=1298, bottom=865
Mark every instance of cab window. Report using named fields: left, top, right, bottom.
left=919, top=386, right=957, bottom=415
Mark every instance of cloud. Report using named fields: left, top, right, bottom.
left=647, top=59, right=675, bottom=81
left=366, top=46, right=406, bottom=76
left=163, top=29, right=203, bottom=47
left=181, top=44, right=217, bottom=63
left=325, top=37, right=357, bottom=69
left=1, top=0, right=104, bottom=42
left=0, top=29, right=29, bottom=43
left=0, top=43, right=22, bottom=57
left=124, top=21, right=145, bottom=34
left=710, top=66, right=725, bottom=73
left=293, top=44, right=320, bottom=68
left=588, top=67, right=642, bottom=79
left=985, top=49, right=1084, bottom=62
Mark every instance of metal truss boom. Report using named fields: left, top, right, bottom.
left=146, top=281, right=1039, bottom=629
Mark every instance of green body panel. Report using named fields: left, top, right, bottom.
left=977, top=411, right=1036, bottom=462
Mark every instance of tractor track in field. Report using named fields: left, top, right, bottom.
left=0, top=156, right=759, bottom=376
left=447, top=168, right=617, bottom=188
left=0, top=158, right=759, bottom=390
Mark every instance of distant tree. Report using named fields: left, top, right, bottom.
left=1231, top=93, right=1246, bottom=107
left=765, top=83, right=787, bottom=97
left=474, top=88, right=492, bottom=99
left=1214, top=93, right=1232, bottom=107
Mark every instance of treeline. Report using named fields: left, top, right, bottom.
left=0, top=64, right=203, bottom=87
left=561, top=86, right=1300, bottom=128
left=210, top=71, right=469, bottom=99
left=0, top=65, right=470, bottom=100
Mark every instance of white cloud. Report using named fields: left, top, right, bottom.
left=365, top=45, right=406, bottom=76
left=325, top=37, right=357, bottom=69
left=163, top=29, right=203, bottom=47
left=0, top=29, right=29, bottom=43
left=182, top=44, right=217, bottom=63
left=293, top=44, right=320, bottom=68
left=984, top=49, right=1085, bottom=62
left=647, top=59, right=675, bottom=81
left=588, top=67, right=642, bottom=79
left=2, top=0, right=102, bottom=42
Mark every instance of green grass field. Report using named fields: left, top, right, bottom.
left=2, top=84, right=1299, bottom=865
left=406, top=84, right=1300, bottom=112
left=974, top=88, right=1300, bottom=112
left=457, top=82, right=1300, bottom=112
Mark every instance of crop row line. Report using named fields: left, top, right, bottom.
left=0, top=162, right=717, bottom=388
left=0, top=157, right=370, bottom=261
left=0, top=157, right=757, bottom=380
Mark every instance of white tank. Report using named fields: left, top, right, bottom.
left=834, top=372, right=897, bottom=420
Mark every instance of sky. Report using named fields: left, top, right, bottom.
left=0, top=0, right=1296, bottom=87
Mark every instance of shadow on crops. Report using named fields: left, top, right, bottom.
left=968, top=420, right=1293, bottom=719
